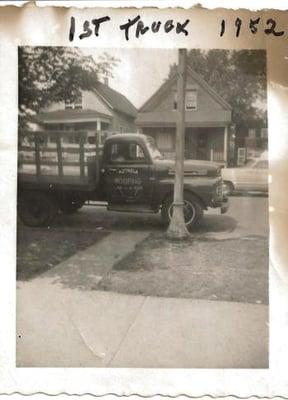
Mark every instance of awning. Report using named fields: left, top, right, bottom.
left=37, top=109, right=112, bottom=124
left=136, top=110, right=232, bottom=128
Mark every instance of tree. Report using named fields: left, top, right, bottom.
left=168, top=49, right=267, bottom=127
left=18, top=47, right=118, bottom=129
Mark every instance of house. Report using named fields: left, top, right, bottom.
left=37, top=79, right=138, bottom=146
left=136, top=66, right=232, bottom=164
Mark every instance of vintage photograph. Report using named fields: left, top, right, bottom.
left=16, top=47, right=268, bottom=368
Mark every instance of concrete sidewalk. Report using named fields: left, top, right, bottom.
left=17, top=278, right=268, bottom=368
left=16, top=230, right=268, bottom=368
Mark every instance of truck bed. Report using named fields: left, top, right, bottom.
left=18, top=130, right=102, bottom=190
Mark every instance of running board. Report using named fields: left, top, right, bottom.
left=107, top=204, right=155, bottom=213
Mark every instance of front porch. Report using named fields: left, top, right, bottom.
left=37, top=109, right=112, bottom=145
left=141, top=126, right=229, bottom=165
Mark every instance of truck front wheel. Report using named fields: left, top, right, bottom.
left=161, top=192, right=203, bottom=230
left=18, top=191, right=58, bottom=227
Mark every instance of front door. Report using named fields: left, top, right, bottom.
left=196, top=132, right=209, bottom=160
left=102, top=140, right=154, bottom=208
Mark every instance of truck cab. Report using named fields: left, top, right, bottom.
left=99, top=134, right=228, bottom=228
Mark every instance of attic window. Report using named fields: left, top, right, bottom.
left=65, top=93, right=83, bottom=110
left=186, top=90, right=197, bottom=110
left=173, top=90, right=198, bottom=110
left=74, top=94, right=83, bottom=109
left=65, top=100, right=73, bottom=110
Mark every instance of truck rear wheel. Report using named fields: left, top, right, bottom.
left=161, top=192, right=203, bottom=230
left=18, top=191, right=58, bottom=227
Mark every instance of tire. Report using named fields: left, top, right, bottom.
left=223, top=181, right=234, bottom=196
left=59, top=197, right=85, bottom=215
left=18, top=191, right=58, bottom=227
left=161, top=192, right=203, bottom=230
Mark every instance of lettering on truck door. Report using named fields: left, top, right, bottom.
left=102, top=141, right=154, bottom=206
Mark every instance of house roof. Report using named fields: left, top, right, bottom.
left=93, top=81, right=138, bottom=118
left=139, top=65, right=232, bottom=113
left=37, top=109, right=112, bottom=124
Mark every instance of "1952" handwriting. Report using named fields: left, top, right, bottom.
left=220, top=17, right=285, bottom=37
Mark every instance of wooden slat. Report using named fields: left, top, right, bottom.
left=19, top=145, right=97, bottom=154
left=34, top=135, right=41, bottom=178
left=20, top=160, right=91, bottom=167
left=56, top=136, right=63, bottom=177
left=19, top=130, right=101, bottom=183
left=95, top=131, right=100, bottom=183
left=21, top=130, right=89, bottom=137
left=79, top=134, right=85, bottom=179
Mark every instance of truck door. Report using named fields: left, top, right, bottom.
left=102, top=140, right=154, bottom=208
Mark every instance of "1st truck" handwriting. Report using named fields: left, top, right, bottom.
left=69, top=15, right=190, bottom=42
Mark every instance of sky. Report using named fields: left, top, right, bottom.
left=81, top=48, right=266, bottom=112
left=82, top=48, right=178, bottom=109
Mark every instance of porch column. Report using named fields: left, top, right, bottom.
left=224, top=125, right=228, bottom=164
left=96, top=120, right=101, bottom=131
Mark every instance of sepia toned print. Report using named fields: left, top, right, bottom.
left=16, top=46, right=268, bottom=368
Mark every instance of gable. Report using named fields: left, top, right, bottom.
left=140, top=67, right=232, bottom=113
left=83, top=91, right=113, bottom=116
left=43, top=90, right=112, bottom=117
left=42, top=83, right=137, bottom=120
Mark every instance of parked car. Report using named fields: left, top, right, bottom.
left=221, top=158, right=268, bottom=195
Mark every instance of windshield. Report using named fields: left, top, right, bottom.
left=145, top=136, right=164, bottom=160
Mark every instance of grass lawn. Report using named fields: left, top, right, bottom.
left=17, top=226, right=109, bottom=281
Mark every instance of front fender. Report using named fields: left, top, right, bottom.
left=153, top=176, right=220, bottom=210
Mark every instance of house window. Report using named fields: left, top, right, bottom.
left=65, top=100, right=73, bottom=110
left=186, top=90, right=197, bottom=110
left=74, top=94, right=83, bottom=109
left=49, top=134, right=57, bottom=144
left=100, top=122, right=109, bottom=131
left=65, top=93, right=83, bottom=110
left=88, top=136, right=96, bottom=144
left=173, top=90, right=198, bottom=110
left=68, top=133, right=79, bottom=144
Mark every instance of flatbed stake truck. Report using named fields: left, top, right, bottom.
left=18, top=131, right=229, bottom=229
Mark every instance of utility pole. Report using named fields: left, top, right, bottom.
left=167, top=49, right=190, bottom=239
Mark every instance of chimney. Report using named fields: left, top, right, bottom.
left=104, top=76, right=109, bottom=86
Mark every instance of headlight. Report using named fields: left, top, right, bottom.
left=222, top=183, right=229, bottom=196
left=214, top=184, right=223, bottom=199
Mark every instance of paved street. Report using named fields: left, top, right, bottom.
left=50, top=194, right=268, bottom=238
left=17, top=194, right=269, bottom=367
